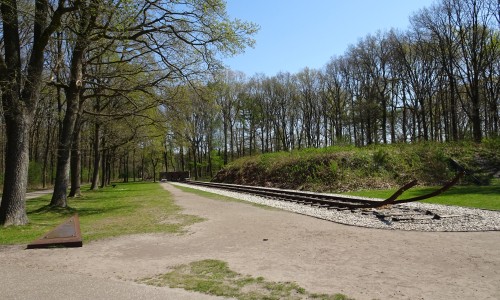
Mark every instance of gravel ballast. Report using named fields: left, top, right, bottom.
left=174, top=182, right=500, bottom=232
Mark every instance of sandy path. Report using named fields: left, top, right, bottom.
left=1, top=183, right=499, bottom=300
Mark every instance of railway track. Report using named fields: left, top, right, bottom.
left=178, top=170, right=500, bottom=231
left=184, top=171, right=464, bottom=210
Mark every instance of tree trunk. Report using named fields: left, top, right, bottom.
left=163, top=150, right=168, bottom=173
left=223, top=120, right=228, bottom=164
left=151, top=158, right=157, bottom=182
left=100, top=147, right=107, bottom=188
left=50, top=0, right=93, bottom=206
left=470, top=76, right=482, bottom=143
left=132, top=148, right=136, bottom=181
left=106, top=151, right=111, bottom=185
left=180, top=147, right=185, bottom=171
left=124, top=153, right=129, bottom=182
left=69, top=114, right=83, bottom=197
left=50, top=113, right=75, bottom=206
left=42, top=117, right=52, bottom=189
left=1, top=0, right=33, bottom=225
left=50, top=84, right=81, bottom=207
left=90, top=122, right=101, bottom=190
left=192, top=142, right=198, bottom=180
left=0, top=116, right=30, bottom=226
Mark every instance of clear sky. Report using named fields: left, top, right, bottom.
left=224, top=0, right=437, bottom=76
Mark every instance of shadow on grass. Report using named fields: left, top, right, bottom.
left=30, top=205, right=77, bottom=215
left=29, top=204, right=130, bottom=218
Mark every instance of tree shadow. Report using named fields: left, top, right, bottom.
left=30, top=205, right=77, bottom=215
left=29, top=204, right=129, bottom=217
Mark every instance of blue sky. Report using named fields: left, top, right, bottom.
left=224, top=0, right=436, bottom=76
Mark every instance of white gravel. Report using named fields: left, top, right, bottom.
left=173, top=182, right=500, bottom=232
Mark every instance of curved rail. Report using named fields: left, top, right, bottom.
left=387, top=170, right=465, bottom=204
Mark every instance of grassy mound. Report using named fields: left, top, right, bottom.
left=212, top=140, right=500, bottom=192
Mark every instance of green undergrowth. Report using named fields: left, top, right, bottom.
left=0, top=182, right=203, bottom=245
left=213, top=140, right=500, bottom=193
left=139, top=259, right=351, bottom=300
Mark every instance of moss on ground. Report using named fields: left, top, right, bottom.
left=139, top=259, right=351, bottom=300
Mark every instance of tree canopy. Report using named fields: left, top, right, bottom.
left=1, top=0, right=499, bottom=227
left=0, top=0, right=258, bottom=226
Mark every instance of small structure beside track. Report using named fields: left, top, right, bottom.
left=160, top=171, right=190, bottom=182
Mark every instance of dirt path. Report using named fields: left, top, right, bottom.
left=1, top=183, right=499, bottom=299
left=0, top=189, right=53, bottom=203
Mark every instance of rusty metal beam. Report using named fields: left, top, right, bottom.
left=389, top=171, right=465, bottom=205
left=27, top=214, right=82, bottom=249
left=378, top=179, right=419, bottom=205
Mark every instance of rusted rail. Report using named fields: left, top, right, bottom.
left=382, top=170, right=465, bottom=205
left=184, top=171, right=465, bottom=210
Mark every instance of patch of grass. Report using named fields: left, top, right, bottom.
left=345, top=184, right=500, bottom=211
left=139, top=259, right=351, bottom=300
left=0, top=182, right=204, bottom=245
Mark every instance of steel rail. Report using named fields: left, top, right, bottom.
left=183, top=171, right=464, bottom=209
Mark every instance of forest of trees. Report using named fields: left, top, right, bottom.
left=0, top=0, right=499, bottom=226
left=168, top=0, right=499, bottom=178
left=0, top=0, right=257, bottom=225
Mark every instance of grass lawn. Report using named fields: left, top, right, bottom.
left=0, top=181, right=203, bottom=245
left=345, top=183, right=500, bottom=211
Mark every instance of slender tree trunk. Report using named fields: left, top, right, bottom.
left=69, top=114, right=83, bottom=197
left=163, top=150, right=168, bottom=173
left=100, top=148, right=107, bottom=188
left=42, top=117, right=52, bottom=189
left=141, top=151, right=145, bottom=181
left=151, top=158, right=157, bottom=182
left=50, top=108, right=76, bottom=206
left=124, top=152, right=129, bottom=182
left=449, top=78, right=459, bottom=141
left=223, top=120, right=228, bottom=164
left=50, top=1, right=94, bottom=206
left=471, top=81, right=482, bottom=143
left=90, top=122, right=101, bottom=190
left=132, top=148, right=136, bottom=182
left=180, top=147, right=185, bottom=172
left=106, top=151, right=111, bottom=185
left=50, top=83, right=81, bottom=206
